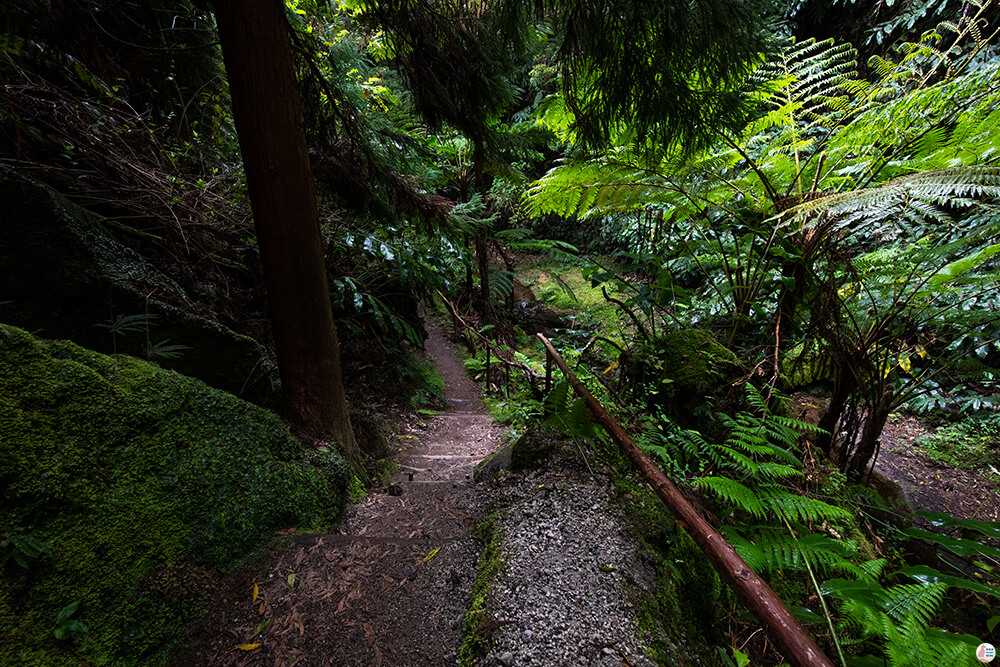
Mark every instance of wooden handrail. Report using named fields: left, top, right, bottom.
left=536, top=334, right=834, bottom=667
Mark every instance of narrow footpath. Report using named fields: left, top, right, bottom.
left=190, top=322, right=504, bottom=666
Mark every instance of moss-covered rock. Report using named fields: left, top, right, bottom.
left=621, top=328, right=745, bottom=429
left=510, top=423, right=572, bottom=471
left=0, top=324, right=350, bottom=666
left=609, top=471, right=735, bottom=664
left=0, top=169, right=280, bottom=407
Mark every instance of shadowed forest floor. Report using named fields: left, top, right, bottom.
left=184, top=322, right=503, bottom=666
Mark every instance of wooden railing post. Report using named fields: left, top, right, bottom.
left=545, top=355, right=553, bottom=394
left=536, top=334, right=834, bottom=667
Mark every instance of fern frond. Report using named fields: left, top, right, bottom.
left=782, top=166, right=1000, bottom=235
left=925, top=628, right=983, bottom=664
left=884, top=615, right=936, bottom=667
left=754, top=462, right=804, bottom=480
left=882, top=582, right=948, bottom=625
left=694, top=476, right=766, bottom=518
left=524, top=159, right=681, bottom=220
left=760, top=488, right=854, bottom=523
left=543, top=377, right=572, bottom=415
left=743, top=529, right=857, bottom=574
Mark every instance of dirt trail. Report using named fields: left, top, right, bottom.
left=189, top=322, right=503, bottom=666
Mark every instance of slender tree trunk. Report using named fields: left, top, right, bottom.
left=816, top=365, right=852, bottom=456
left=475, top=233, right=490, bottom=313
left=847, top=389, right=893, bottom=478
left=464, top=235, right=475, bottom=300
left=213, top=0, right=358, bottom=459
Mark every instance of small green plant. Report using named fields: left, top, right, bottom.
left=462, top=354, right=486, bottom=375
left=95, top=313, right=158, bottom=354
left=146, top=339, right=191, bottom=361
left=346, top=475, right=367, bottom=503
left=94, top=313, right=190, bottom=361
left=1, top=530, right=52, bottom=568
left=915, top=416, right=1000, bottom=470
left=53, top=601, right=88, bottom=640
left=95, top=313, right=157, bottom=337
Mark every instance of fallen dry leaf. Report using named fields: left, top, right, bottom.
left=232, top=643, right=261, bottom=651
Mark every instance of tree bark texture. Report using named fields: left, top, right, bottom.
left=213, top=0, right=358, bottom=458
left=536, top=334, right=835, bottom=667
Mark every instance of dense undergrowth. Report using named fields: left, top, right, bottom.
left=451, top=248, right=1000, bottom=665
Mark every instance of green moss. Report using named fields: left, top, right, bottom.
left=607, top=469, right=732, bottom=665
left=0, top=325, right=350, bottom=666
left=459, top=513, right=504, bottom=666
left=401, top=355, right=446, bottom=410
left=509, top=424, right=561, bottom=471
left=621, top=329, right=744, bottom=432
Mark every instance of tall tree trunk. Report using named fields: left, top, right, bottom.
left=213, top=0, right=358, bottom=460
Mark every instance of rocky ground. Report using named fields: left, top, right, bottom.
left=478, top=466, right=659, bottom=667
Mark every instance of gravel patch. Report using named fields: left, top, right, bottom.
left=480, top=466, right=658, bottom=667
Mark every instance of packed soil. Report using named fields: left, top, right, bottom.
left=183, top=321, right=505, bottom=666
left=878, top=414, right=1000, bottom=522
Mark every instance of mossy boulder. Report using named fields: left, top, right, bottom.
left=510, top=423, right=570, bottom=471
left=473, top=442, right=513, bottom=482
left=0, top=169, right=280, bottom=407
left=621, top=329, right=744, bottom=428
left=0, top=324, right=350, bottom=666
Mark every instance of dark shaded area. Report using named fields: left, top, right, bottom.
left=0, top=170, right=280, bottom=406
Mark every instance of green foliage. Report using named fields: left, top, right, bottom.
left=642, top=384, right=1000, bottom=665
left=542, top=378, right=601, bottom=440
left=528, top=18, right=1000, bottom=474
left=539, top=0, right=774, bottom=152
left=1, top=530, right=52, bottom=569
left=914, top=415, right=1000, bottom=470
left=621, top=329, right=744, bottom=429
left=52, top=602, right=87, bottom=641
left=821, top=575, right=985, bottom=665
left=0, top=325, right=349, bottom=666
